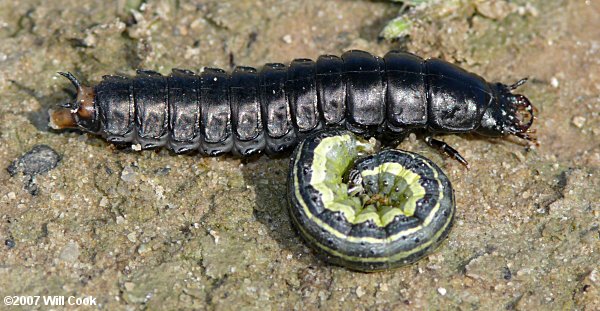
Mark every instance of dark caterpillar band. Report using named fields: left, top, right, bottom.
left=288, top=130, right=454, bottom=271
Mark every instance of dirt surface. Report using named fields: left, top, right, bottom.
left=0, top=0, right=598, bottom=310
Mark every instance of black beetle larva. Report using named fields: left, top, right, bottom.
left=50, top=50, right=535, bottom=165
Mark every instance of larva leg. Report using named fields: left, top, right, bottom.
left=425, top=136, right=470, bottom=169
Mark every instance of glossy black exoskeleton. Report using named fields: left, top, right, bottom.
left=50, top=50, right=535, bottom=166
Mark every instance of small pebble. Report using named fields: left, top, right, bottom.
left=7, top=145, right=61, bottom=177
left=116, top=216, right=126, bottom=224
left=99, top=196, right=109, bottom=207
left=5, top=239, right=16, bottom=249
left=571, top=116, right=586, bottom=128
left=59, top=241, right=80, bottom=262
left=437, top=287, right=447, bottom=296
left=379, top=283, right=389, bottom=292
left=121, top=166, right=137, bottom=182
left=209, top=230, right=220, bottom=244
left=409, top=133, right=417, bottom=143
left=282, top=34, right=293, bottom=44
left=476, top=0, right=514, bottom=20
left=356, top=286, right=365, bottom=298
left=7, top=145, right=61, bottom=196
left=127, top=232, right=137, bottom=243
left=502, top=267, right=512, bottom=280
left=155, top=166, right=171, bottom=176
left=590, top=269, right=598, bottom=284
left=51, top=192, right=65, bottom=201
left=137, top=243, right=150, bottom=254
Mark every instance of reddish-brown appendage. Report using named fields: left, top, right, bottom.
left=48, top=108, right=78, bottom=129
left=75, top=85, right=95, bottom=119
left=49, top=72, right=96, bottom=130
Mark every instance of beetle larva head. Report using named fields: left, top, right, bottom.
left=477, top=79, right=536, bottom=143
left=49, top=72, right=98, bottom=131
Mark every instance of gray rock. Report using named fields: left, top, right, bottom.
left=7, top=145, right=61, bottom=177
left=59, top=241, right=80, bottom=263
left=7, top=145, right=61, bottom=195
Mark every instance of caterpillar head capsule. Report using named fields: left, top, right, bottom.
left=477, top=78, right=537, bottom=143
left=49, top=72, right=97, bottom=131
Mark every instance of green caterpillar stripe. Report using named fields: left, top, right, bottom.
left=287, top=130, right=455, bottom=272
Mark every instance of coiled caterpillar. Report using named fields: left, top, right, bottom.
left=288, top=130, right=454, bottom=271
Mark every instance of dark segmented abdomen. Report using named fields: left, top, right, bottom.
left=90, top=50, right=493, bottom=156
left=259, top=63, right=297, bottom=154
left=384, top=51, right=427, bottom=132
left=133, top=70, right=169, bottom=149
left=342, top=50, right=386, bottom=134
left=424, top=58, right=493, bottom=132
left=315, top=55, right=345, bottom=126
left=167, top=69, right=200, bottom=153
left=95, top=75, right=133, bottom=142
left=199, top=68, right=233, bottom=155
left=288, top=58, right=321, bottom=136
left=230, top=66, right=265, bottom=156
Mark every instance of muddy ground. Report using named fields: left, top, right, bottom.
left=0, top=0, right=598, bottom=310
